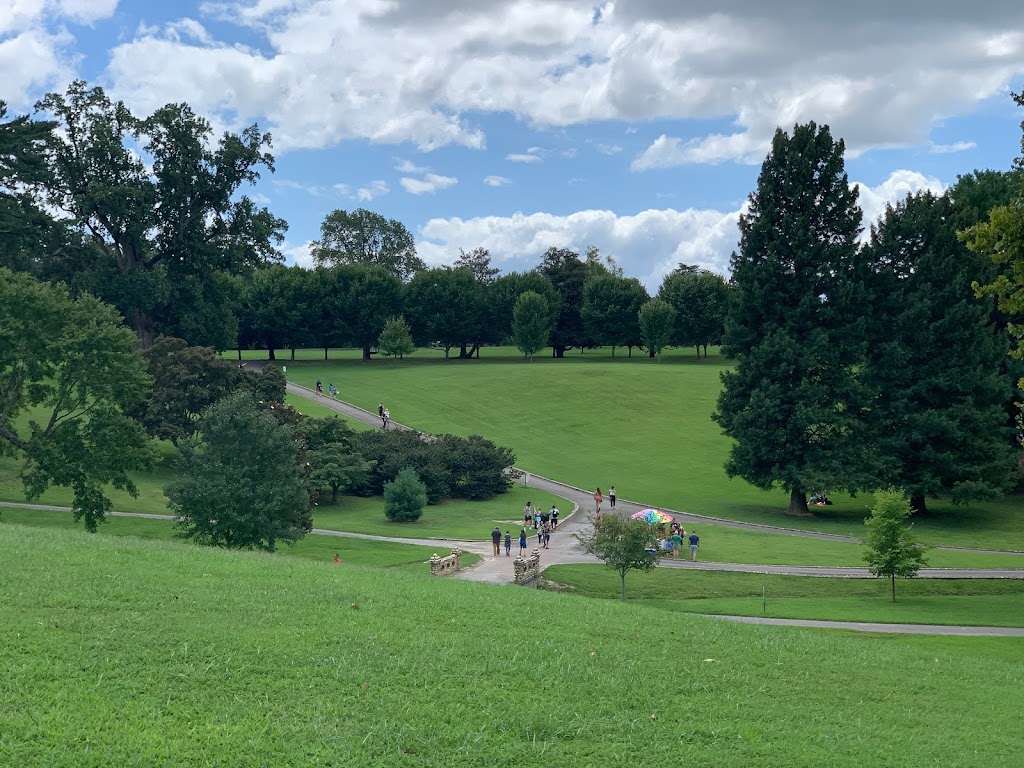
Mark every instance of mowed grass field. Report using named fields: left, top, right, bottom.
left=281, top=346, right=1024, bottom=550
left=545, top=565, right=1024, bottom=627
left=3, top=524, right=1022, bottom=767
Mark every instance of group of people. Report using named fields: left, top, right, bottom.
left=314, top=379, right=339, bottom=398
left=377, top=403, right=391, bottom=429
left=492, top=526, right=535, bottom=556
left=656, top=521, right=700, bottom=560
left=523, top=501, right=559, bottom=531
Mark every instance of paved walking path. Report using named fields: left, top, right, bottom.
left=702, top=614, right=1024, bottom=636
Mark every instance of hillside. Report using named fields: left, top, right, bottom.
left=1, top=524, right=1021, bottom=767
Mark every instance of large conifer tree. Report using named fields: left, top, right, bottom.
left=863, top=192, right=1015, bottom=513
left=714, top=123, right=879, bottom=515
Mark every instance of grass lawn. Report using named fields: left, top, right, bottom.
left=3, top=525, right=1022, bottom=767
left=845, top=633, right=1024, bottom=664
left=0, top=507, right=472, bottom=570
left=278, top=346, right=1024, bottom=551
left=544, top=565, right=1024, bottom=627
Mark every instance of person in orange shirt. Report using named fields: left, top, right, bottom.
left=594, top=487, right=603, bottom=514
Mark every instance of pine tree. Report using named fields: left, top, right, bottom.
left=864, top=192, right=1016, bottom=513
left=714, top=122, right=879, bottom=515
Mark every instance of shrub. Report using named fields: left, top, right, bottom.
left=384, top=468, right=428, bottom=522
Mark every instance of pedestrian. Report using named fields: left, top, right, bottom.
left=491, top=526, right=502, bottom=557
left=689, top=531, right=700, bottom=561
left=537, top=522, right=543, bottom=545
left=534, top=510, right=541, bottom=530
left=550, top=505, right=559, bottom=528
left=541, top=522, right=551, bottom=549
left=382, top=409, right=390, bottom=430
left=670, top=530, right=683, bottom=560
left=609, top=485, right=616, bottom=508
left=524, top=501, right=532, bottom=529
left=594, top=487, right=603, bottom=514
left=333, top=553, right=342, bottom=564
left=504, top=530, right=512, bottom=556
left=518, top=528, right=528, bottom=555
left=378, top=403, right=384, bottom=419
left=315, top=379, right=323, bottom=396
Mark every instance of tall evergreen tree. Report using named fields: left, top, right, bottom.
left=714, top=122, right=878, bottom=515
left=864, top=192, right=1016, bottom=513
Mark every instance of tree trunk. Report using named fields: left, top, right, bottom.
left=555, top=347, right=565, bottom=358
left=891, top=574, right=896, bottom=602
left=331, top=485, right=338, bottom=503
left=649, top=348, right=656, bottom=358
left=787, top=487, right=809, bottom=515
left=268, top=347, right=277, bottom=361
left=694, top=344, right=700, bottom=359
left=611, top=346, right=616, bottom=358
left=237, top=348, right=242, bottom=361
left=628, top=346, right=633, bottom=358
left=460, top=341, right=468, bottom=358
left=910, top=493, right=928, bottom=515
left=620, top=572, right=627, bottom=601
left=131, top=308, right=157, bottom=349
left=362, top=345, right=372, bottom=360
left=702, top=343, right=709, bottom=358
left=324, top=347, right=329, bottom=360
left=290, top=348, right=296, bottom=361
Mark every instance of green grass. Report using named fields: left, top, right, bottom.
left=544, top=565, right=1024, bottom=627
left=0, top=507, right=473, bottom=570
left=845, top=633, right=1024, bottom=664
left=3, top=525, right=1023, bottom=767
left=279, top=346, right=1024, bottom=550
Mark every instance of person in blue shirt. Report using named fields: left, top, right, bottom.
left=688, top=531, right=700, bottom=561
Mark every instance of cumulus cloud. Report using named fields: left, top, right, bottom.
left=356, top=180, right=390, bottom=201
left=506, top=153, right=542, bottom=163
left=929, top=140, right=977, bottom=154
left=282, top=240, right=315, bottom=268
left=400, top=173, right=458, bottom=195
left=632, top=133, right=769, bottom=169
left=484, top=175, right=511, bottom=186
left=416, top=169, right=947, bottom=289
left=88, top=1, right=1024, bottom=155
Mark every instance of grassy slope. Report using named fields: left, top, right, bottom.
left=2, top=525, right=1022, bottom=767
left=545, top=565, right=1024, bottom=626
left=283, top=347, right=1024, bottom=550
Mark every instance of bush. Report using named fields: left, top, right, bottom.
left=384, top=468, right=428, bottom=522
left=436, top=434, right=515, bottom=499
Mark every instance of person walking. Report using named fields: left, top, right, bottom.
left=594, top=487, right=603, bottom=514
left=518, top=528, right=528, bottom=555
left=382, top=409, right=390, bottom=430
left=688, top=531, right=700, bottom=561
left=541, top=522, right=551, bottom=549
left=524, top=501, right=533, bottom=529
left=315, top=379, right=323, bottom=396
left=491, top=526, right=502, bottom=557
left=378, top=403, right=384, bottom=419
left=609, top=485, right=616, bottom=508
left=550, top=505, right=559, bottom=528
left=504, top=530, right=512, bottom=556
left=670, top=530, right=683, bottom=560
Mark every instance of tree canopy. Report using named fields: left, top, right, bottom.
left=0, top=269, right=154, bottom=531
left=312, top=208, right=424, bottom=282
left=574, top=515, right=661, bottom=600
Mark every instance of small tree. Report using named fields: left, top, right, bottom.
left=309, top=445, right=373, bottom=503
left=167, top=392, right=312, bottom=552
left=512, top=290, right=552, bottom=360
left=575, top=515, right=661, bottom=600
left=863, top=490, right=929, bottom=601
left=378, top=316, right=415, bottom=359
left=638, top=299, right=676, bottom=360
left=384, top=467, right=428, bottom=522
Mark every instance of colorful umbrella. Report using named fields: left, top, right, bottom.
left=630, top=508, right=674, bottom=525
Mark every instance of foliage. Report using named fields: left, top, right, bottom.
left=35, top=81, right=286, bottom=348
left=537, top=247, right=589, bottom=356
left=167, top=392, right=311, bottom=552
left=863, top=192, right=1016, bottom=513
left=511, top=290, right=552, bottom=360
left=574, top=514, right=661, bottom=599
left=251, top=363, right=287, bottom=404
left=405, top=267, right=483, bottom=358
left=377, top=316, right=416, bottom=359
left=714, top=122, right=878, bottom=515
left=637, top=298, right=676, bottom=360
left=311, top=208, right=424, bottom=281
left=581, top=274, right=648, bottom=356
left=302, top=415, right=372, bottom=503
left=433, top=433, right=515, bottom=499
left=452, top=247, right=499, bottom=284
left=237, top=265, right=312, bottom=360
left=344, top=265, right=404, bottom=359
left=383, top=467, right=428, bottom=522
left=488, top=271, right=559, bottom=345
left=658, top=269, right=729, bottom=357
left=0, top=269, right=154, bottom=531
left=863, top=490, right=929, bottom=601
left=128, top=336, right=243, bottom=445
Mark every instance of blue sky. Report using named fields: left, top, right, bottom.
left=4, top=0, right=1023, bottom=288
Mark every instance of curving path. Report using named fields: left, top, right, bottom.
left=702, top=614, right=1024, bottom=637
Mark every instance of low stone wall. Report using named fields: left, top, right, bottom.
left=514, top=548, right=542, bottom=586
left=429, top=548, right=461, bottom=576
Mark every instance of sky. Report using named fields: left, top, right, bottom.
left=4, top=0, right=1024, bottom=289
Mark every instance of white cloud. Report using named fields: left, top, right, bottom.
left=356, top=180, right=390, bottom=201
left=929, top=140, right=977, bottom=154
left=417, top=169, right=947, bottom=289
left=282, top=240, right=315, bottom=268
left=596, top=143, right=623, bottom=155
left=400, top=173, right=458, bottom=195
left=484, top=175, right=511, bottom=186
left=395, top=159, right=428, bottom=174
left=632, top=132, right=769, bottom=169
left=506, top=153, right=542, bottom=163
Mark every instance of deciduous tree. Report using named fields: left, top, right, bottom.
left=406, top=267, right=483, bottom=358
left=582, top=274, right=648, bottom=357
left=574, top=515, right=661, bottom=600
left=167, top=392, right=311, bottom=552
left=345, top=265, right=404, bottom=360
left=658, top=269, right=729, bottom=358
left=512, top=290, right=552, bottom=360
left=378, top=316, right=415, bottom=359
left=537, top=247, right=589, bottom=357
left=637, top=298, right=676, bottom=360
left=863, top=490, right=929, bottom=601
left=312, top=208, right=423, bottom=281
left=0, top=269, right=154, bottom=531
